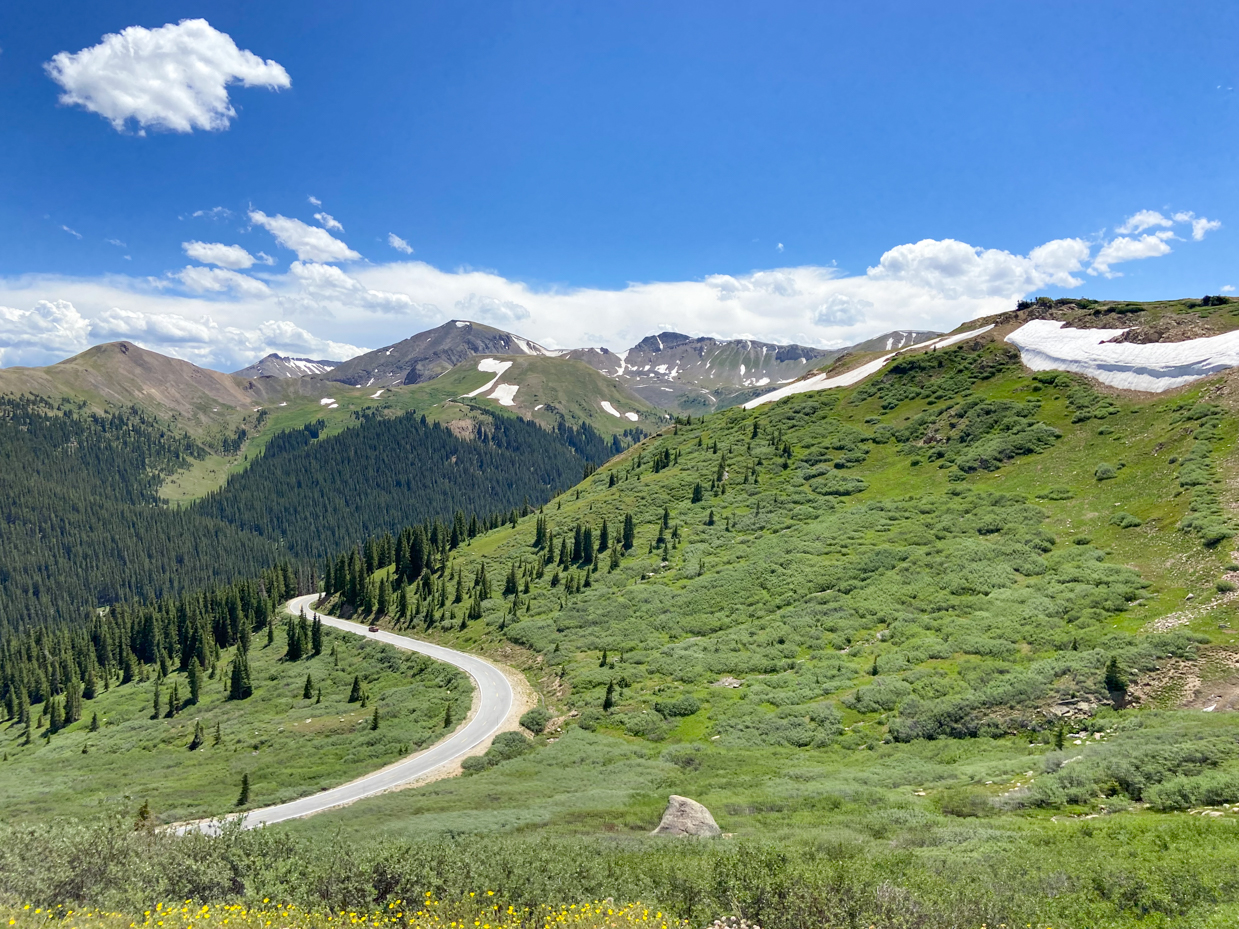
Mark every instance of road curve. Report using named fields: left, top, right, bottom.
left=184, top=593, right=515, bottom=832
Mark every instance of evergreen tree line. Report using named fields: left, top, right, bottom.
left=325, top=502, right=653, bottom=633
left=192, top=411, right=619, bottom=561
left=0, top=396, right=282, bottom=633
left=0, top=562, right=311, bottom=739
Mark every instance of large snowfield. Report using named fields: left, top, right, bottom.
left=1005, top=320, right=1239, bottom=392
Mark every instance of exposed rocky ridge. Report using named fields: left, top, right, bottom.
left=324, top=320, right=555, bottom=388
left=233, top=354, right=341, bottom=378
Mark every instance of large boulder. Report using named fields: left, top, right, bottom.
left=651, top=795, right=721, bottom=837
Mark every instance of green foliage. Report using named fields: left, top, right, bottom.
left=520, top=707, right=551, bottom=733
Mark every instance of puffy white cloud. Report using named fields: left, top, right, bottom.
left=455, top=293, right=531, bottom=325
left=249, top=210, right=360, bottom=263
left=1089, top=234, right=1173, bottom=278
left=1117, top=210, right=1174, bottom=234
left=866, top=237, right=1089, bottom=298
left=314, top=212, right=343, bottom=232
left=283, top=261, right=421, bottom=316
left=388, top=233, right=414, bottom=254
left=812, top=294, right=873, bottom=327
left=1191, top=217, right=1222, bottom=241
left=45, top=20, right=289, bottom=135
left=307, top=196, right=322, bottom=206
left=182, top=240, right=256, bottom=269
left=177, top=265, right=271, bottom=298
left=0, top=300, right=92, bottom=364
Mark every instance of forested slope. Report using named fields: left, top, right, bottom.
left=192, top=411, right=613, bottom=560
left=0, top=397, right=281, bottom=633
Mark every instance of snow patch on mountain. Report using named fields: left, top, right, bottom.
left=1006, top=320, right=1239, bottom=392
left=464, top=358, right=513, bottom=397
left=488, top=384, right=520, bottom=406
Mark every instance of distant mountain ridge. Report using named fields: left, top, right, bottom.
left=564, top=329, right=939, bottom=412
left=233, top=354, right=341, bottom=378
left=324, top=320, right=555, bottom=388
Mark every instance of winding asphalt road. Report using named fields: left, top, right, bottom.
left=183, top=593, right=515, bottom=832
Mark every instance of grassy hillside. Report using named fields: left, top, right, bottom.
left=0, top=621, right=469, bottom=823
left=293, top=331, right=1239, bottom=843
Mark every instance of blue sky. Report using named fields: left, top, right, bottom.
left=0, top=1, right=1235, bottom=368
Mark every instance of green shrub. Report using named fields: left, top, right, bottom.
left=937, top=787, right=994, bottom=818
left=654, top=695, right=701, bottom=718
left=1095, top=463, right=1117, bottom=481
left=1218, top=580, right=1238, bottom=594
left=1110, top=512, right=1143, bottom=529
left=520, top=707, right=551, bottom=734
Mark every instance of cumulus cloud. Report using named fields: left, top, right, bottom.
left=44, top=19, right=290, bottom=134
left=314, top=212, right=343, bottom=232
left=177, top=265, right=271, bottom=298
left=812, top=294, right=873, bottom=327
left=455, top=293, right=531, bottom=325
left=1117, top=210, right=1174, bottom=234
left=866, top=237, right=1090, bottom=298
left=0, top=300, right=92, bottom=364
left=388, top=233, right=414, bottom=254
left=249, top=210, right=360, bottom=263
left=284, top=261, right=420, bottom=315
left=1118, top=208, right=1221, bottom=242
left=182, top=240, right=256, bottom=269
left=1089, top=234, right=1173, bottom=278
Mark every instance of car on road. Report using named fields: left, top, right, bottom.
left=368, top=625, right=379, bottom=632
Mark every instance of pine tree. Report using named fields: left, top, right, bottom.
left=444, top=703, right=453, bottom=728
left=1104, top=656, right=1127, bottom=695
left=622, top=513, right=635, bottom=551
left=599, top=649, right=609, bottom=668
left=189, top=719, right=205, bottom=751
left=188, top=658, right=203, bottom=705
left=691, top=482, right=704, bottom=503
left=89, top=711, right=99, bottom=732
left=370, top=706, right=380, bottom=730
left=598, top=518, right=610, bottom=552
left=603, top=679, right=616, bottom=711
left=707, top=509, right=715, bottom=526
left=311, top=616, right=323, bottom=655
left=609, top=547, right=620, bottom=571
left=348, top=675, right=363, bottom=703
left=151, top=680, right=162, bottom=719
left=228, top=650, right=253, bottom=700
left=236, top=773, right=250, bottom=806
left=213, top=721, right=222, bottom=746
left=267, top=620, right=275, bottom=647
left=303, top=673, right=314, bottom=700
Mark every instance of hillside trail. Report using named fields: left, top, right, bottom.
left=176, top=593, right=535, bottom=834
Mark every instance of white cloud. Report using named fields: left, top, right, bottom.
left=455, top=293, right=531, bottom=325
left=388, top=233, right=414, bottom=254
left=776, top=243, right=784, bottom=252
left=812, top=294, right=872, bottom=327
left=866, top=237, right=1089, bottom=298
left=191, top=206, right=232, bottom=220
left=0, top=300, right=92, bottom=365
left=44, top=19, right=290, bottom=134
left=307, top=196, right=321, bottom=206
left=1222, top=285, right=1235, bottom=292
left=182, top=240, right=256, bottom=269
left=284, top=261, right=420, bottom=315
left=106, top=238, right=126, bottom=248
left=1191, top=217, right=1222, bottom=241
left=1089, top=234, right=1173, bottom=278
left=177, top=265, right=271, bottom=298
left=62, top=225, right=82, bottom=239
left=1117, top=210, right=1174, bottom=234
left=314, top=212, right=343, bottom=232
left=249, top=210, right=360, bottom=263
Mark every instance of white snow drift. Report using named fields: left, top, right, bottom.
left=600, top=400, right=640, bottom=421
left=1005, top=320, right=1239, bottom=392
left=487, top=384, right=520, bottom=406
left=464, top=358, right=512, bottom=397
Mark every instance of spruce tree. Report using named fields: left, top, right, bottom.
left=228, top=650, right=253, bottom=700
left=188, top=658, right=202, bottom=705
left=303, top=673, right=314, bottom=700
left=152, top=680, right=162, bottom=719
left=213, top=721, right=222, bottom=746
left=444, top=703, right=453, bottom=728
left=348, top=675, right=363, bottom=703
left=311, top=616, right=323, bottom=655
left=236, top=773, right=250, bottom=806
left=370, top=706, right=380, bottom=730
left=189, top=719, right=205, bottom=751
left=622, top=513, right=635, bottom=551
left=89, top=711, right=99, bottom=732
left=603, top=680, right=616, bottom=711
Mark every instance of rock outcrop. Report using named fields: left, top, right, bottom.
left=650, top=795, right=721, bottom=837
